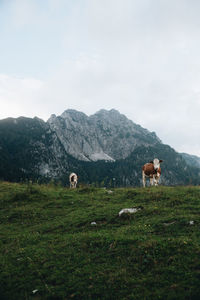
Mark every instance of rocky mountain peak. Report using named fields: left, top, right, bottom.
left=91, top=109, right=127, bottom=123
left=61, top=109, right=88, bottom=121
left=47, top=108, right=161, bottom=161
left=94, top=108, right=121, bottom=117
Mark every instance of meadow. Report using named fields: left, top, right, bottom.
left=0, top=182, right=200, bottom=299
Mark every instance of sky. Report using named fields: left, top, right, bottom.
left=0, top=0, right=200, bottom=157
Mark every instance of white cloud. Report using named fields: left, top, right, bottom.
left=0, top=74, right=43, bottom=119
left=9, top=0, right=38, bottom=29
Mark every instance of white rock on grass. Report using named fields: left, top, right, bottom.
left=119, top=208, right=141, bottom=217
left=163, top=221, right=176, bottom=226
left=91, top=222, right=97, bottom=226
left=107, top=190, right=113, bottom=194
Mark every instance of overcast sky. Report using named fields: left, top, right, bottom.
left=0, top=0, right=200, bottom=156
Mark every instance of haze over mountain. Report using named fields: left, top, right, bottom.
left=0, top=109, right=199, bottom=186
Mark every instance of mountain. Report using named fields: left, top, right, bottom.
left=0, top=116, right=84, bottom=183
left=0, top=109, right=199, bottom=186
left=47, top=109, right=161, bottom=161
left=180, top=153, right=200, bottom=168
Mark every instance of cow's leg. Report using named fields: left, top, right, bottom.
left=154, top=174, right=160, bottom=186
left=150, top=177, right=154, bottom=186
left=70, top=181, right=74, bottom=188
left=142, top=171, right=146, bottom=187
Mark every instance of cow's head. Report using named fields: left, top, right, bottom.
left=149, top=158, right=163, bottom=172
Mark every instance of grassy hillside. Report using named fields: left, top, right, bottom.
left=0, top=182, right=200, bottom=300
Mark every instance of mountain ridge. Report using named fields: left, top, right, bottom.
left=0, top=109, right=199, bottom=186
left=47, top=109, right=161, bottom=161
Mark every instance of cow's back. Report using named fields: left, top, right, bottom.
left=142, top=163, right=155, bottom=176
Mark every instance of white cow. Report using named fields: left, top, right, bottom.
left=69, top=172, right=78, bottom=188
left=142, top=158, right=163, bottom=187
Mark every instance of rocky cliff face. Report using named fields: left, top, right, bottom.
left=47, top=109, right=161, bottom=161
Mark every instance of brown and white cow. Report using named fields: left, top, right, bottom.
left=142, top=158, right=163, bottom=187
left=69, top=172, right=78, bottom=188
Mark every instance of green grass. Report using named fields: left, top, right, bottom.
left=0, top=182, right=200, bottom=300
